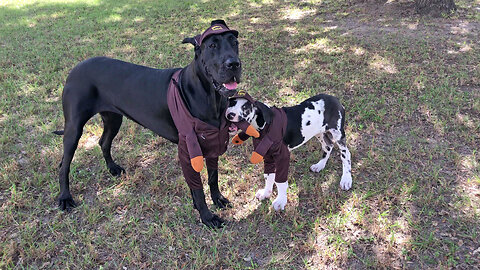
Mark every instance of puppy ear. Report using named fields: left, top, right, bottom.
left=254, top=101, right=274, bottom=125
left=211, top=19, right=227, bottom=27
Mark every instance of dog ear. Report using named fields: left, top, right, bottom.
left=182, top=37, right=197, bottom=46
left=254, top=101, right=274, bottom=126
left=211, top=19, right=227, bottom=27
left=182, top=36, right=201, bottom=58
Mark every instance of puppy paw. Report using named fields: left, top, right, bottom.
left=310, top=161, right=326, bottom=172
left=255, top=188, right=272, bottom=200
left=340, top=174, right=352, bottom=190
left=272, top=196, right=287, bottom=211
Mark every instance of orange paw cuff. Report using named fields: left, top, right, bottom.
left=191, top=156, right=204, bottom=172
left=250, top=152, right=264, bottom=164
left=246, top=125, right=260, bottom=138
left=232, top=134, right=244, bottom=145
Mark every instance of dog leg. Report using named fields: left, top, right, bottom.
left=337, top=138, right=352, bottom=190
left=191, top=188, right=225, bottom=228
left=272, top=181, right=288, bottom=211
left=310, top=133, right=334, bottom=172
left=58, top=113, right=92, bottom=211
left=99, top=112, right=125, bottom=176
left=207, top=163, right=231, bottom=209
left=255, top=173, right=275, bottom=200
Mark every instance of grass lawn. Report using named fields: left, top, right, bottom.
left=1, top=0, right=479, bottom=268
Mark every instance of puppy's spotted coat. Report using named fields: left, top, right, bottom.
left=226, top=94, right=352, bottom=210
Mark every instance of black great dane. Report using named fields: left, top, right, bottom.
left=55, top=20, right=241, bottom=228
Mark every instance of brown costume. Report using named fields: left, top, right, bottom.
left=251, top=107, right=290, bottom=183
left=233, top=99, right=290, bottom=183
left=167, top=70, right=230, bottom=190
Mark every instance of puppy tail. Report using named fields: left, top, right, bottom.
left=53, top=130, right=64, bottom=135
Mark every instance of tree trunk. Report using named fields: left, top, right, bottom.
left=415, top=0, right=457, bottom=15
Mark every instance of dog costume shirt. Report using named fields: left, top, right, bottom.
left=167, top=70, right=230, bottom=190
left=167, top=70, right=259, bottom=190
left=232, top=95, right=290, bottom=183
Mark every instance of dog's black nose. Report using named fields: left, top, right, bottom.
left=226, top=112, right=235, bottom=120
left=225, top=58, right=240, bottom=70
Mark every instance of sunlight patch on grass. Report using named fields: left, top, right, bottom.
left=350, top=46, right=366, bottom=56
left=456, top=113, right=476, bottom=129
left=368, top=54, right=397, bottom=74
left=232, top=197, right=261, bottom=221
left=103, top=13, right=122, bottom=23
left=1, top=0, right=100, bottom=8
left=454, top=152, right=480, bottom=218
left=282, top=6, right=316, bottom=21
left=294, top=37, right=345, bottom=55
left=0, top=113, right=6, bottom=124
left=133, top=16, right=145, bottom=23
left=283, top=26, right=298, bottom=35
left=447, top=42, right=473, bottom=54
left=247, top=0, right=274, bottom=8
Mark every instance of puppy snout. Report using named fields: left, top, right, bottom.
left=226, top=112, right=236, bottom=121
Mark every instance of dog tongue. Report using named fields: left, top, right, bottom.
left=223, top=82, right=238, bottom=90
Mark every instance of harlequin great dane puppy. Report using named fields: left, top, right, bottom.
left=54, top=20, right=241, bottom=228
left=226, top=94, right=352, bottom=210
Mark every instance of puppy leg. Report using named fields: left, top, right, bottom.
left=272, top=181, right=288, bottom=211
left=271, top=148, right=290, bottom=211
left=337, top=137, right=352, bottom=190
left=310, top=133, right=334, bottom=172
left=255, top=173, right=275, bottom=200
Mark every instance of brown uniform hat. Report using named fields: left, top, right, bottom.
left=194, top=20, right=239, bottom=46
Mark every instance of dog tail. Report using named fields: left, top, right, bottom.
left=53, top=130, right=64, bottom=135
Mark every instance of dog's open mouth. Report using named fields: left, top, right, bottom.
left=228, top=123, right=238, bottom=135
left=223, top=78, right=238, bottom=90
left=215, top=76, right=239, bottom=97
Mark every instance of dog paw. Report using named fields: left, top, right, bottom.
left=58, top=194, right=77, bottom=211
left=212, top=194, right=232, bottom=209
left=108, top=163, right=125, bottom=176
left=255, top=189, right=272, bottom=200
left=310, top=161, right=326, bottom=172
left=272, top=196, right=287, bottom=211
left=340, top=174, right=352, bottom=190
left=200, top=211, right=225, bottom=229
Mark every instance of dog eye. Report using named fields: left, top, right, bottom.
left=209, top=43, right=217, bottom=49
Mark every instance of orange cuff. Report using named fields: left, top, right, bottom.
left=245, top=125, right=260, bottom=138
left=250, top=151, right=264, bottom=164
left=191, top=156, right=204, bottom=172
left=232, top=134, right=244, bottom=145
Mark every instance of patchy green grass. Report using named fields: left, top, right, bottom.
left=1, top=0, right=479, bottom=269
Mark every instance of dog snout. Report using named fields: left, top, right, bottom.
left=225, top=57, right=240, bottom=70
left=226, top=112, right=236, bottom=121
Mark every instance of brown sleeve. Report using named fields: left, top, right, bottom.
left=253, top=136, right=273, bottom=157
left=185, top=129, right=203, bottom=159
